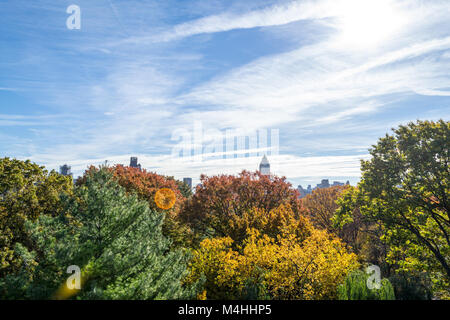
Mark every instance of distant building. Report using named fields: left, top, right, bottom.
left=129, top=157, right=142, bottom=170
left=59, top=164, right=72, bottom=177
left=297, top=184, right=314, bottom=198
left=297, top=179, right=350, bottom=199
left=317, top=179, right=330, bottom=189
left=297, top=185, right=308, bottom=198
left=183, top=177, right=192, bottom=189
left=259, top=155, right=270, bottom=176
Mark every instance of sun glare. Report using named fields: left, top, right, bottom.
left=336, top=0, right=406, bottom=49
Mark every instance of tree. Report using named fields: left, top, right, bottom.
left=185, top=205, right=359, bottom=300
left=180, top=171, right=303, bottom=241
left=224, top=205, right=310, bottom=245
left=303, top=186, right=364, bottom=253
left=0, top=168, right=197, bottom=299
left=334, top=120, right=450, bottom=296
left=0, top=158, right=73, bottom=278
left=302, top=186, right=349, bottom=232
left=303, top=185, right=388, bottom=271
left=171, top=178, right=193, bottom=199
left=77, top=165, right=191, bottom=248
left=334, top=186, right=392, bottom=276
left=388, top=271, right=433, bottom=300
left=337, top=270, right=395, bottom=300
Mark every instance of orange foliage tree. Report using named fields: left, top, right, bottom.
left=110, top=165, right=185, bottom=214
left=302, top=186, right=349, bottom=232
left=179, top=171, right=303, bottom=241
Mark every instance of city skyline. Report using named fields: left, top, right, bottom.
left=58, top=155, right=351, bottom=190
left=1, top=0, right=449, bottom=188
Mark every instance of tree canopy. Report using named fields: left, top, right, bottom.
left=1, top=119, right=448, bottom=300
left=335, top=120, right=449, bottom=297
left=0, top=158, right=73, bottom=278
left=179, top=170, right=302, bottom=241
left=185, top=205, right=359, bottom=300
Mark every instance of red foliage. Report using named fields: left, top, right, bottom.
left=179, top=170, right=303, bottom=237
left=78, top=165, right=185, bottom=215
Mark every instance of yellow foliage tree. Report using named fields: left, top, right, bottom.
left=186, top=205, right=359, bottom=300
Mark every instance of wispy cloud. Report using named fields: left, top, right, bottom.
left=114, top=0, right=341, bottom=45
left=1, top=0, right=449, bottom=186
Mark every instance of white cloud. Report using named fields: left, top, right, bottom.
left=113, top=0, right=342, bottom=45
left=178, top=36, right=450, bottom=130
left=4, top=0, right=449, bottom=184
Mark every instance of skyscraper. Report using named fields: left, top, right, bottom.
left=183, top=177, right=192, bottom=189
left=259, top=155, right=270, bottom=176
left=129, top=157, right=142, bottom=170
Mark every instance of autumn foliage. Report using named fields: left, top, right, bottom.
left=185, top=205, right=359, bottom=300
left=176, top=172, right=360, bottom=300
left=302, top=186, right=349, bottom=232
left=78, top=165, right=185, bottom=214
left=179, top=171, right=302, bottom=240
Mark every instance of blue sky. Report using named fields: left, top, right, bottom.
left=1, top=0, right=449, bottom=187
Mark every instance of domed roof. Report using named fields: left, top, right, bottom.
left=260, top=154, right=269, bottom=165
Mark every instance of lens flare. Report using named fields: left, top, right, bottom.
left=155, top=188, right=176, bottom=210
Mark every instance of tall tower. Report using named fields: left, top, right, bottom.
left=259, top=155, right=270, bottom=176
left=129, top=157, right=142, bottom=170
left=130, top=157, right=138, bottom=167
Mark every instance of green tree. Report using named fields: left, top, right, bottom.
left=338, top=270, right=395, bottom=300
left=77, top=165, right=192, bottom=248
left=0, top=168, right=197, bottom=299
left=0, top=157, right=73, bottom=278
left=388, top=271, right=433, bottom=300
left=334, top=186, right=393, bottom=276
left=335, top=120, right=450, bottom=296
